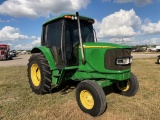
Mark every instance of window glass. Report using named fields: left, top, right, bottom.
left=65, top=20, right=94, bottom=46
left=46, top=20, right=62, bottom=47
left=64, top=19, right=94, bottom=65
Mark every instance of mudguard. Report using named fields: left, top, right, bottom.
left=31, top=46, right=56, bottom=70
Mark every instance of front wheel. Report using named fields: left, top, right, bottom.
left=76, top=80, right=107, bottom=116
left=112, top=72, right=139, bottom=96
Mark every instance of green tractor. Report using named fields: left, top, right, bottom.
left=27, top=12, right=139, bottom=116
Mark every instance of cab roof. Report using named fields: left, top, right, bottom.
left=43, top=14, right=94, bottom=26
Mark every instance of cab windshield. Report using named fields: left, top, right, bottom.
left=65, top=19, right=94, bottom=46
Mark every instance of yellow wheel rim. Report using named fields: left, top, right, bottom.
left=80, top=90, right=94, bottom=109
left=117, top=80, right=130, bottom=92
left=31, top=64, right=41, bottom=86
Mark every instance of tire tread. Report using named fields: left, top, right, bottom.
left=27, top=53, right=52, bottom=95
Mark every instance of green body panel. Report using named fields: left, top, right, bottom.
left=78, top=42, right=131, bottom=73
left=70, top=71, right=131, bottom=81
left=31, top=46, right=56, bottom=70
left=51, top=70, right=59, bottom=85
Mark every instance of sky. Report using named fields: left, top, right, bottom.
left=0, top=0, right=160, bottom=50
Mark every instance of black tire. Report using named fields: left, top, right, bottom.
left=76, top=80, right=107, bottom=116
left=27, top=53, right=52, bottom=94
left=112, top=72, right=139, bottom=96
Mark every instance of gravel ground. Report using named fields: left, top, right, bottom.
left=132, top=53, right=159, bottom=58
left=0, top=53, right=159, bottom=67
left=0, top=54, right=31, bottom=67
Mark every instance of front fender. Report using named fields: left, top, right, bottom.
left=31, top=46, right=56, bottom=70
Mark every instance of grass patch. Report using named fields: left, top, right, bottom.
left=0, top=58, right=160, bottom=120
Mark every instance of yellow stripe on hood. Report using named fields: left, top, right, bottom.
left=79, top=45, right=116, bottom=49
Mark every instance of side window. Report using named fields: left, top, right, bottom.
left=46, top=20, right=62, bottom=48
left=80, top=22, right=94, bottom=42
left=41, top=26, right=50, bottom=46
left=41, top=26, right=48, bottom=46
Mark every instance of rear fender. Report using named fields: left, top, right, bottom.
left=31, top=46, right=56, bottom=70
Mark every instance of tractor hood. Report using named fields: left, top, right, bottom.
left=78, top=42, right=132, bottom=73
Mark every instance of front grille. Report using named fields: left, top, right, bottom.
left=104, top=49, right=131, bottom=70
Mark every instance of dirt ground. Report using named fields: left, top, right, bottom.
left=0, top=53, right=159, bottom=67
left=132, top=53, right=159, bottom=58
left=0, top=54, right=31, bottom=67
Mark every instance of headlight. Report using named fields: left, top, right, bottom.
left=116, top=57, right=132, bottom=65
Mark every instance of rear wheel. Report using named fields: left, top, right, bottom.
left=27, top=53, right=52, bottom=94
left=113, top=72, right=139, bottom=96
left=76, top=80, right=107, bottom=116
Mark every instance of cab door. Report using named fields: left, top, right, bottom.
left=42, top=20, right=65, bottom=69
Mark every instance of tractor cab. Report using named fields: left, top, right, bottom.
left=41, top=14, right=95, bottom=68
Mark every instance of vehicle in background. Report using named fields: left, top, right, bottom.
left=10, top=50, right=17, bottom=57
left=0, top=44, right=12, bottom=60
left=21, top=50, right=27, bottom=54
